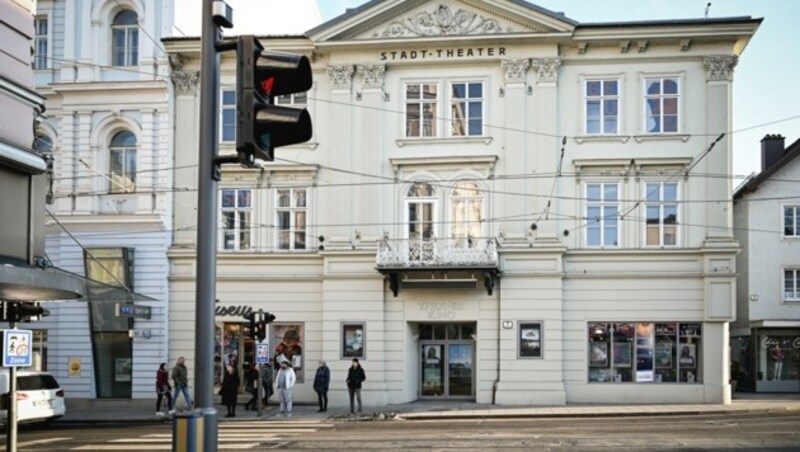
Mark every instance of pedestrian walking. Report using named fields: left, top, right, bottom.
left=275, top=358, right=296, bottom=417
left=155, top=363, right=172, bottom=416
left=243, top=362, right=259, bottom=410
left=313, top=360, right=330, bottom=412
left=261, top=358, right=274, bottom=407
left=346, top=358, right=366, bottom=414
left=220, top=364, right=240, bottom=418
left=170, top=356, right=193, bottom=413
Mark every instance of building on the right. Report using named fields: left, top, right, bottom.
left=732, top=134, right=800, bottom=393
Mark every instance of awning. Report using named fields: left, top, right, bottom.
left=0, top=263, right=156, bottom=303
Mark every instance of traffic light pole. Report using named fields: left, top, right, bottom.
left=194, top=0, right=226, bottom=450
left=5, top=314, right=18, bottom=452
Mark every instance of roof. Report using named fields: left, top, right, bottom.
left=734, top=137, right=800, bottom=200
left=577, top=16, right=762, bottom=29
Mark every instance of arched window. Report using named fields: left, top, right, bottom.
left=109, top=131, right=136, bottom=193
left=112, top=10, right=138, bottom=66
left=406, top=182, right=437, bottom=242
left=450, top=181, right=482, bottom=239
left=33, top=135, right=53, bottom=153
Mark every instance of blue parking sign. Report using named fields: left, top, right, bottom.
left=3, top=329, right=33, bottom=367
left=255, top=343, right=270, bottom=364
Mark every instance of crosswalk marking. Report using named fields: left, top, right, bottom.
left=17, top=437, right=73, bottom=448
left=69, top=420, right=327, bottom=451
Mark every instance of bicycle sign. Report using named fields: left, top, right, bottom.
left=3, top=329, right=33, bottom=367
left=255, top=343, right=270, bottom=364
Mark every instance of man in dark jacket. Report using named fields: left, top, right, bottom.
left=313, top=360, right=330, bottom=412
left=261, top=358, right=274, bottom=407
left=171, top=356, right=193, bottom=413
left=346, top=358, right=366, bottom=414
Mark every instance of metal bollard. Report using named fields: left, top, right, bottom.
left=172, top=411, right=205, bottom=452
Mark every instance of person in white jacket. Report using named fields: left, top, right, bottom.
left=275, top=358, right=296, bottom=417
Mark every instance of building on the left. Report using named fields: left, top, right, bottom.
left=0, top=0, right=85, bottom=364
left=32, top=0, right=175, bottom=399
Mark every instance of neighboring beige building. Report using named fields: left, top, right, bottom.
left=166, top=0, right=759, bottom=405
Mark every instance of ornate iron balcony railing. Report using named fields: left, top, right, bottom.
left=376, top=238, right=498, bottom=268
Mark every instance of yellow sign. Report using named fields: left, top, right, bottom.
left=68, top=357, right=81, bottom=377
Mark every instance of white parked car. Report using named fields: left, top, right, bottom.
left=0, top=370, right=66, bottom=425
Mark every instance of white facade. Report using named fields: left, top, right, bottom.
left=167, top=0, right=759, bottom=405
left=732, top=135, right=800, bottom=393
left=34, top=0, right=174, bottom=399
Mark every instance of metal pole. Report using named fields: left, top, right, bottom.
left=6, top=314, right=18, bottom=452
left=195, top=0, right=220, bottom=449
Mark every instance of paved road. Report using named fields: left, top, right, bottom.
left=6, top=411, right=800, bottom=450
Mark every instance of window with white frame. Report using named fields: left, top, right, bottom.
left=450, top=181, right=482, bottom=239
left=585, top=183, right=619, bottom=247
left=585, top=79, right=619, bottom=134
left=220, top=189, right=251, bottom=251
left=405, top=83, right=438, bottom=138
left=784, top=205, right=800, bottom=237
left=109, top=131, right=136, bottom=193
left=785, top=269, right=800, bottom=301
left=275, top=92, right=307, bottom=105
left=450, top=82, right=483, bottom=137
left=644, top=77, right=679, bottom=133
left=220, top=90, right=236, bottom=142
left=407, top=182, right=437, bottom=241
left=111, top=10, right=138, bottom=67
left=645, top=182, right=678, bottom=246
left=276, top=188, right=306, bottom=250
left=34, top=16, right=48, bottom=69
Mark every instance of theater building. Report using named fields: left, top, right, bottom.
left=165, top=0, right=760, bottom=405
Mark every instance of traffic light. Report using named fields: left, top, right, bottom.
left=244, top=311, right=256, bottom=339
left=1, top=302, right=50, bottom=323
left=236, top=35, right=312, bottom=165
left=255, top=320, right=266, bottom=342
left=263, top=312, right=276, bottom=324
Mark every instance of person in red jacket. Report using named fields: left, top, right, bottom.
left=156, top=363, right=173, bottom=416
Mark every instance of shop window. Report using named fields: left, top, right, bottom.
left=273, top=323, right=304, bottom=382
left=588, top=322, right=701, bottom=384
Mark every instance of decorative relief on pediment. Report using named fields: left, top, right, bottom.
left=703, top=55, right=738, bottom=82
left=373, top=4, right=511, bottom=38
left=327, top=65, right=355, bottom=90
left=171, top=71, right=200, bottom=96
left=501, top=59, right=530, bottom=85
left=357, top=64, right=386, bottom=89
left=530, top=57, right=561, bottom=83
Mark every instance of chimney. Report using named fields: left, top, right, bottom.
left=761, top=134, right=785, bottom=171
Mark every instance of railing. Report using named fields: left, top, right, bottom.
left=376, top=238, right=498, bottom=268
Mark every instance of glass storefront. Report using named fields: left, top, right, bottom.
left=214, top=322, right=254, bottom=388
left=419, top=323, right=475, bottom=399
left=588, top=322, right=702, bottom=384
left=732, top=330, right=800, bottom=393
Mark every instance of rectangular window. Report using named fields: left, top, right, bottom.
left=276, top=188, right=307, bottom=250
left=784, top=206, right=800, bottom=237
left=645, top=182, right=678, bottom=246
left=450, top=82, right=483, bottom=136
left=644, top=77, right=679, bottom=133
left=275, top=93, right=307, bottom=105
left=220, top=189, right=251, bottom=251
left=785, top=269, right=800, bottom=301
left=34, top=17, right=48, bottom=69
left=585, top=183, right=619, bottom=247
left=220, top=90, right=236, bottom=142
left=585, top=79, right=618, bottom=134
left=588, top=322, right=701, bottom=384
left=405, top=83, right=438, bottom=138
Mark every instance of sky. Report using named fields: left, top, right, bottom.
left=315, top=0, right=800, bottom=184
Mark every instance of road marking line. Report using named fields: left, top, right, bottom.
left=72, top=445, right=262, bottom=451
left=18, top=437, right=73, bottom=447
left=110, top=438, right=277, bottom=443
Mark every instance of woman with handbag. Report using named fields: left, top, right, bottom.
left=155, top=363, right=172, bottom=416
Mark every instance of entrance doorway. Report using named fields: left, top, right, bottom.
left=215, top=322, right=254, bottom=388
left=419, top=323, right=475, bottom=399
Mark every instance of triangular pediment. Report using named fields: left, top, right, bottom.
left=308, top=0, right=577, bottom=42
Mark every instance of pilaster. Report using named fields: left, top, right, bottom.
left=529, top=57, right=562, bottom=243
left=171, top=71, right=200, bottom=246
left=499, top=58, right=530, bottom=242
left=703, top=55, right=737, bottom=244
left=355, top=64, right=386, bottom=243
left=324, top=65, right=355, bottom=247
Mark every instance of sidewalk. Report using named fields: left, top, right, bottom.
left=57, top=392, right=800, bottom=424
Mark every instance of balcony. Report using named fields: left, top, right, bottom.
left=376, top=237, right=500, bottom=296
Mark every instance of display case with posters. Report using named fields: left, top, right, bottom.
left=655, top=323, right=677, bottom=382
left=679, top=323, right=701, bottom=383
left=518, top=322, right=542, bottom=358
left=341, top=322, right=365, bottom=359
left=588, top=323, right=611, bottom=381
left=273, top=323, right=304, bottom=382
